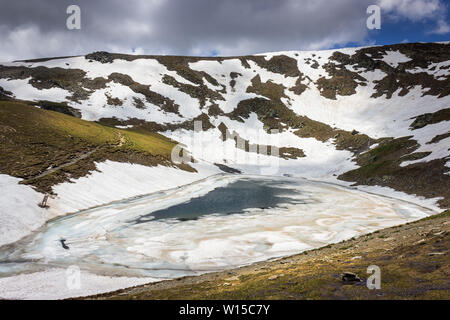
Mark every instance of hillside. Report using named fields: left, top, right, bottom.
left=0, top=100, right=189, bottom=194
left=1, top=42, right=449, bottom=211
left=0, top=42, right=449, bottom=299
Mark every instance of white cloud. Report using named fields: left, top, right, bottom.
left=378, top=0, right=443, bottom=21
left=377, top=0, right=450, bottom=35
left=430, top=19, right=450, bottom=34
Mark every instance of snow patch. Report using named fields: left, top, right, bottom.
left=376, top=50, right=412, bottom=68
left=0, top=175, right=47, bottom=247
left=49, top=161, right=221, bottom=214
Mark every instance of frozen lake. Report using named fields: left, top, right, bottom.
left=0, top=174, right=436, bottom=296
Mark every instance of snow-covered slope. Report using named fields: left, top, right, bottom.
left=0, top=175, right=49, bottom=246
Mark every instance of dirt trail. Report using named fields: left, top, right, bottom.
left=24, top=131, right=126, bottom=183
left=117, top=132, right=126, bottom=147
left=24, top=147, right=99, bottom=182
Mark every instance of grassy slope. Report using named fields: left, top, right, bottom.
left=90, top=210, right=450, bottom=300
left=0, top=101, right=184, bottom=193
left=339, top=136, right=450, bottom=208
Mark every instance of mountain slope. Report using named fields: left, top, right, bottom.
left=0, top=42, right=449, bottom=247
left=0, top=100, right=190, bottom=193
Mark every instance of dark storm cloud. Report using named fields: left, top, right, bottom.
left=0, top=0, right=447, bottom=60
left=149, top=0, right=370, bottom=54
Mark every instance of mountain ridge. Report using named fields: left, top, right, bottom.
left=0, top=41, right=449, bottom=248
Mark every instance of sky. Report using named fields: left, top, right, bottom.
left=0, top=0, right=449, bottom=61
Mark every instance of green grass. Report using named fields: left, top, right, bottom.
left=0, top=100, right=179, bottom=192
left=339, top=135, right=450, bottom=208
left=347, top=160, right=390, bottom=177
left=119, top=128, right=175, bottom=156
left=1, top=100, right=175, bottom=153
left=421, top=209, right=450, bottom=221
left=27, top=102, right=174, bottom=155
left=364, top=137, right=416, bottom=162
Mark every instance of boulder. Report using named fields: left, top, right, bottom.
left=341, top=272, right=361, bottom=283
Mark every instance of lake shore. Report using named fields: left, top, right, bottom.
left=87, top=210, right=450, bottom=300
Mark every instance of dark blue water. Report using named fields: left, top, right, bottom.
left=133, top=179, right=304, bottom=223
